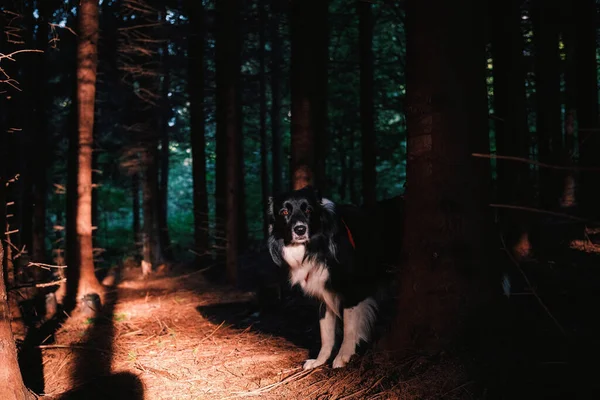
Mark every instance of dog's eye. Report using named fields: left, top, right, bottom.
left=280, top=209, right=289, bottom=216
left=305, top=208, right=312, bottom=214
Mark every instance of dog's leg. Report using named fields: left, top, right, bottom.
left=333, top=297, right=377, bottom=368
left=303, top=304, right=337, bottom=370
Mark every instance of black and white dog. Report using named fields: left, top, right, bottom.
left=267, top=186, right=401, bottom=369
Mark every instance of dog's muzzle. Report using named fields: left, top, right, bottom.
left=292, top=222, right=309, bottom=243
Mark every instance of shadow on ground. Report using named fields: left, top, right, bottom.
left=56, top=267, right=145, bottom=400
left=196, top=288, right=322, bottom=358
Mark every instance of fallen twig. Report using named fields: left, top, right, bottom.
left=472, top=153, right=600, bottom=172
left=490, top=203, right=591, bottom=223
left=38, top=344, right=111, bottom=355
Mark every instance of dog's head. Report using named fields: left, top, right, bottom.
left=268, top=186, right=334, bottom=247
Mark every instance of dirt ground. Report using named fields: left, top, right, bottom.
left=10, top=264, right=470, bottom=400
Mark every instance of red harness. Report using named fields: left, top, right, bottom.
left=341, top=218, right=356, bottom=249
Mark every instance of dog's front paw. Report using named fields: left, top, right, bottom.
left=303, top=358, right=326, bottom=370
left=332, top=352, right=352, bottom=369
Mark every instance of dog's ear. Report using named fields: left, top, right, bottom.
left=267, top=236, right=283, bottom=267
left=267, top=196, right=274, bottom=218
left=319, top=198, right=337, bottom=238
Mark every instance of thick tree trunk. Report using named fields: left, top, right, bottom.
left=0, top=248, right=33, bottom=400
left=270, top=0, right=283, bottom=195
left=216, top=0, right=243, bottom=284
left=74, top=0, right=104, bottom=303
left=532, top=0, right=562, bottom=210
left=158, top=9, right=173, bottom=261
left=259, top=0, right=269, bottom=239
left=188, top=0, right=210, bottom=264
left=391, top=0, right=491, bottom=352
left=358, top=0, right=376, bottom=208
left=490, top=0, right=531, bottom=257
left=574, top=0, right=599, bottom=219
left=290, top=0, right=328, bottom=190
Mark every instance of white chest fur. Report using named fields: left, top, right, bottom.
left=282, top=245, right=339, bottom=317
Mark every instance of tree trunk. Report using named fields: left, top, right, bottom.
left=532, top=0, right=562, bottom=210
left=259, top=0, right=269, bottom=239
left=574, top=0, right=599, bottom=219
left=358, top=0, right=377, bottom=208
left=390, top=0, right=491, bottom=352
left=290, top=0, right=328, bottom=190
left=270, top=0, right=283, bottom=195
left=216, top=0, right=243, bottom=284
left=560, top=2, right=577, bottom=209
left=132, top=172, right=141, bottom=257
left=74, top=0, right=104, bottom=303
left=0, top=245, right=33, bottom=400
left=31, top=0, right=51, bottom=265
left=142, top=142, right=163, bottom=274
left=490, top=0, right=532, bottom=258
left=158, top=7, right=173, bottom=261
left=188, top=0, right=210, bottom=264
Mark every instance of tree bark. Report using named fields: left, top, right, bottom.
left=532, top=0, right=562, bottom=210
left=188, top=0, right=210, bottom=264
left=390, top=0, right=491, bottom=352
left=132, top=172, right=141, bottom=257
left=270, top=0, right=283, bottom=195
left=74, top=0, right=104, bottom=303
left=158, top=7, right=173, bottom=261
left=31, top=0, right=51, bottom=265
left=216, top=0, right=243, bottom=284
left=0, top=245, right=33, bottom=400
left=290, top=0, right=328, bottom=190
left=490, top=0, right=531, bottom=257
left=358, top=0, right=377, bottom=208
left=560, top=2, right=577, bottom=209
left=259, top=0, right=269, bottom=239
left=574, top=0, right=599, bottom=219
left=142, top=141, right=163, bottom=273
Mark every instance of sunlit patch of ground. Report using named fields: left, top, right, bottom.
left=13, top=266, right=468, bottom=400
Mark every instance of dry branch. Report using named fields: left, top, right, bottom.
left=472, top=152, right=600, bottom=171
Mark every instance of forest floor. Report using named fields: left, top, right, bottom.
left=10, top=220, right=600, bottom=399
left=10, top=262, right=470, bottom=400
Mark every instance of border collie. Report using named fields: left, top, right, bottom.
left=267, top=186, right=398, bottom=369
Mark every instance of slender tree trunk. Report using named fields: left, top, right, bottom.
left=158, top=8, right=173, bottom=261
left=216, top=0, right=243, bottom=284
left=560, top=3, right=577, bottom=209
left=574, top=0, right=599, bottom=219
left=31, top=0, right=51, bottom=265
left=259, top=0, right=269, bottom=239
left=132, top=172, right=141, bottom=257
left=290, top=0, right=328, bottom=190
left=188, top=0, right=209, bottom=264
left=74, top=0, right=104, bottom=303
left=533, top=0, right=562, bottom=210
left=358, top=0, right=376, bottom=208
left=390, top=0, right=491, bottom=352
left=142, top=142, right=163, bottom=273
left=270, top=0, right=283, bottom=195
left=490, top=0, right=531, bottom=258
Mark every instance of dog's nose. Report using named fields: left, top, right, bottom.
left=293, top=225, right=307, bottom=236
